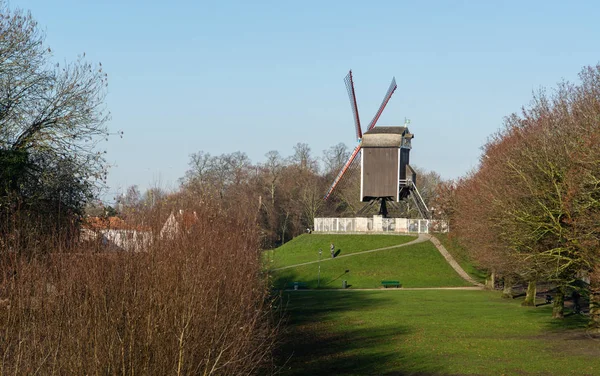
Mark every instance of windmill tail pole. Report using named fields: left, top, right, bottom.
left=323, top=143, right=362, bottom=200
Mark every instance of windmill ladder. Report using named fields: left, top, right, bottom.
left=407, top=180, right=431, bottom=219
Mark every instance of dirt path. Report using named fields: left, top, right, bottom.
left=428, top=235, right=484, bottom=287
left=273, top=233, right=483, bottom=288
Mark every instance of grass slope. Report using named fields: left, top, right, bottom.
left=271, top=241, right=472, bottom=289
left=265, top=233, right=416, bottom=269
left=435, top=233, right=487, bottom=283
left=278, top=290, right=598, bottom=376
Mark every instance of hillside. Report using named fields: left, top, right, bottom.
left=269, top=235, right=472, bottom=289
left=265, top=233, right=417, bottom=269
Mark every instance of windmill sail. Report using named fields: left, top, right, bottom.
left=344, top=70, right=362, bottom=140
left=366, top=77, right=397, bottom=131
left=323, top=144, right=362, bottom=200
left=324, top=72, right=397, bottom=201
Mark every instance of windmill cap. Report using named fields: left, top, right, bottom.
left=362, top=126, right=412, bottom=147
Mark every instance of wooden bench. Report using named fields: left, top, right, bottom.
left=288, top=281, right=308, bottom=290
left=381, top=280, right=401, bottom=288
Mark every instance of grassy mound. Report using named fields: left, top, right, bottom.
left=265, top=233, right=416, bottom=269
left=278, top=290, right=596, bottom=376
left=271, top=241, right=472, bottom=289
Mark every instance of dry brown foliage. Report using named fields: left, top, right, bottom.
left=451, top=64, right=600, bottom=321
left=0, top=198, right=278, bottom=375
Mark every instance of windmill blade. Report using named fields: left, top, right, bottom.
left=324, top=143, right=362, bottom=200
left=366, top=77, right=397, bottom=132
left=344, top=70, right=362, bottom=140
left=340, top=153, right=361, bottom=187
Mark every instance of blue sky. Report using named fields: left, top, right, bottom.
left=10, top=0, right=600, bottom=200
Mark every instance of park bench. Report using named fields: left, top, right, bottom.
left=381, top=280, right=401, bottom=288
left=288, top=281, right=308, bottom=290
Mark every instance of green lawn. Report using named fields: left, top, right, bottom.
left=265, top=233, right=416, bottom=269
left=435, top=233, right=487, bottom=284
left=277, top=290, right=599, bottom=376
left=271, top=241, right=472, bottom=289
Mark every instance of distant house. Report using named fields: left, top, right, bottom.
left=160, top=210, right=198, bottom=240
left=82, top=216, right=152, bottom=252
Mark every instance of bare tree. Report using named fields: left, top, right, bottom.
left=292, top=142, right=318, bottom=172
left=262, top=150, right=285, bottom=206
left=0, top=2, right=111, bottom=245
left=181, top=151, right=254, bottom=200
left=182, top=151, right=213, bottom=187
left=116, top=185, right=142, bottom=218
left=296, top=168, right=325, bottom=229
left=0, top=3, right=110, bottom=183
left=222, top=151, right=252, bottom=186
left=323, top=142, right=349, bottom=177
left=142, top=187, right=165, bottom=209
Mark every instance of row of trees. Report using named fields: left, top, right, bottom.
left=443, top=65, right=600, bottom=330
left=0, top=4, right=441, bottom=251
left=165, top=143, right=441, bottom=247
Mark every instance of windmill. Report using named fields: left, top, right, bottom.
left=324, top=70, right=430, bottom=218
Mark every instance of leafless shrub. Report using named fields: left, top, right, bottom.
left=0, top=197, right=278, bottom=375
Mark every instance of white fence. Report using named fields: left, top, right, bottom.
left=313, top=216, right=448, bottom=234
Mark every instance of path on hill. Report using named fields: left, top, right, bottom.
left=272, top=234, right=430, bottom=271
left=428, top=235, right=484, bottom=287
left=272, top=233, right=483, bottom=287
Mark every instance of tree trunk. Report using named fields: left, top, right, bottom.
left=522, top=280, right=537, bottom=306
left=552, top=286, right=565, bottom=319
left=485, top=271, right=495, bottom=290
left=590, top=286, right=600, bottom=334
left=501, top=275, right=513, bottom=299
left=270, top=181, right=275, bottom=206
left=280, top=212, right=289, bottom=245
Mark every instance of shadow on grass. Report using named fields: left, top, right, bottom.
left=324, top=269, right=350, bottom=286
left=517, top=302, right=600, bottom=359
left=269, top=263, right=353, bottom=291
left=269, top=265, right=319, bottom=290
left=513, top=296, right=591, bottom=335
left=274, top=290, right=445, bottom=376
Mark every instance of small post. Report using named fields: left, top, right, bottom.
left=343, top=270, right=350, bottom=289
left=318, top=249, right=322, bottom=288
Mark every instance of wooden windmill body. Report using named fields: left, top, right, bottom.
left=324, top=70, right=430, bottom=218
left=360, top=126, right=414, bottom=202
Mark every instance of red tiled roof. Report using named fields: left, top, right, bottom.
left=84, top=216, right=150, bottom=231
